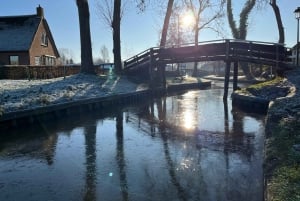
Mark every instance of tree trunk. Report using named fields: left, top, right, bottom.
left=160, top=0, right=174, bottom=48
left=192, top=20, right=199, bottom=77
left=270, top=0, right=285, bottom=44
left=226, top=0, right=256, bottom=80
left=76, top=0, right=94, bottom=74
left=158, top=0, right=174, bottom=86
left=112, top=0, right=122, bottom=73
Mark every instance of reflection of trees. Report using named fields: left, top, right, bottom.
left=126, top=90, right=258, bottom=193
left=83, top=125, right=97, bottom=201
left=156, top=98, right=188, bottom=201
left=116, top=110, right=129, bottom=201
left=125, top=92, right=257, bottom=161
left=0, top=129, right=58, bottom=165
left=231, top=107, right=254, bottom=160
left=43, top=134, right=58, bottom=165
left=223, top=100, right=230, bottom=170
left=1, top=90, right=265, bottom=201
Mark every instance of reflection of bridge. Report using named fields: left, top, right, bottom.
left=124, top=39, right=290, bottom=99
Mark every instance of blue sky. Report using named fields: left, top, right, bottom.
left=0, top=0, right=299, bottom=63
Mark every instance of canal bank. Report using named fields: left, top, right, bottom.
left=0, top=74, right=210, bottom=130
left=232, top=70, right=300, bottom=201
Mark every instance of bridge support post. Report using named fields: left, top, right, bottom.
left=233, top=62, right=238, bottom=91
left=223, top=61, right=231, bottom=101
left=149, top=48, right=154, bottom=88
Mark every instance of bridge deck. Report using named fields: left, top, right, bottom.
left=124, top=39, right=289, bottom=70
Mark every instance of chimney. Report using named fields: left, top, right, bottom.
left=36, top=5, right=44, bottom=18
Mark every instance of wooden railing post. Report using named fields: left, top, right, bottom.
left=225, top=39, right=230, bottom=60
left=276, top=44, right=279, bottom=70
left=249, top=41, right=253, bottom=58
left=233, top=61, right=238, bottom=91
left=149, top=48, right=154, bottom=88
left=223, top=61, right=231, bottom=101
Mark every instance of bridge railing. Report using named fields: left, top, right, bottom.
left=124, top=47, right=160, bottom=70
left=228, top=40, right=286, bottom=64
left=123, top=39, right=287, bottom=70
left=162, top=39, right=226, bottom=48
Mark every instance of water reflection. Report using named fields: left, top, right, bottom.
left=0, top=89, right=265, bottom=201
left=156, top=98, right=188, bottom=201
left=116, top=110, right=129, bottom=201
left=83, top=124, right=97, bottom=201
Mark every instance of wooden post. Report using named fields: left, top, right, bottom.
left=233, top=61, right=238, bottom=91
left=149, top=48, right=154, bottom=88
left=225, top=39, right=230, bottom=60
left=223, top=61, right=231, bottom=101
left=276, top=44, right=279, bottom=70
left=162, top=63, right=166, bottom=89
left=63, top=65, right=66, bottom=79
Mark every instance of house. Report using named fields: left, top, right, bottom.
left=0, top=5, right=60, bottom=66
left=290, top=43, right=300, bottom=65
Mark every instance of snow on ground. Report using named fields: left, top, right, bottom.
left=0, top=74, right=147, bottom=114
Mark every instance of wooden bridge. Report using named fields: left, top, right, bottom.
left=123, top=39, right=290, bottom=99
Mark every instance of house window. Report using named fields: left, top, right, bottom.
left=35, top=56, right=40, bottom=65
left=9, top=56, right=19, bottom=65
left=41, top=55, right=56, bottom=65
left=41, top=32, right=48, bottom=46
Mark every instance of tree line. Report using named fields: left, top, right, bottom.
left=76, top=0, right=284, bottom=79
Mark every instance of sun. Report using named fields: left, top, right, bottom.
left=181, top=12, right=195, bottom=28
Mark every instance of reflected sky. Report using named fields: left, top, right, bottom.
left=0, top=88, right=265, bottom=201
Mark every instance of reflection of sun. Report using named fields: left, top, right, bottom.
left=183, top=111, right=195, bottom=130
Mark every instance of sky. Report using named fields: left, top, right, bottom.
left=0, top=0, right=299, bottom=63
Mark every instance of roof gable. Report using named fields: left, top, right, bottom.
left=39, top=19, right=60, bottom=57
left=0, top=15, right=41, bottom=52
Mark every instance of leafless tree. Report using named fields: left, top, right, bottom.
left=100, top=45, right=110, bottom=63
left=269, top=0, right=284, bottom=44
left=76, top=0, right=94, bottom=74
left=183, top=0, right=225, bottom=76
left=226, top=0, right=257, bottom=80
left=112, top=0, right=122, bottom=73
left=156, top=0, right=175, bottom=86
left=59, top=48, right=75, bottom=64
left=96, top=0, right=114, bottom=28
left=95, top=0, right=126, bottom=73
left=160, top=0, right=175, bottom=48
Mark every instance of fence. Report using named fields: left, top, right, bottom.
left=0, top=64, right=111, bottom=80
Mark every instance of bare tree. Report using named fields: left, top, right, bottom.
left=184, top=0, right=225, bottom=76
left=59, top=48, right=75, bottom=64
left=162, top=2, right=191, bottom=47
left=227, top=0, right=256, bottom=80
left=112, top=0, right=122, bottom=73
left=96, top=0, right=114, bottom=28
left=156, top=0, right=174, bottom=86
left=100, top=45, right=110, bottom=63
left=76, top=0, right=94, bottom=74
left=160, top=0, right=175, bottom=48
left=269, top=0, right=284, bottom=44
left=95, top=0, right=125, bottom=73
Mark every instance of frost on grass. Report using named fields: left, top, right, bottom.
left=0, top=74, right=144, bottom=114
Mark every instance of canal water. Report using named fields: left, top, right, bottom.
left=0, top=85, right=265, bottom=201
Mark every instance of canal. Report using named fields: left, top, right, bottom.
left=0, top=85, right=265, bottom=201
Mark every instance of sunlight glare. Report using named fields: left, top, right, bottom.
left=183, top=111, right=195, bottom=130
left=181, top=12, right=195, bottom=28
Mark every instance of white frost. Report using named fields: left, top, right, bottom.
left=0, top=74, right=147, bottom=113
